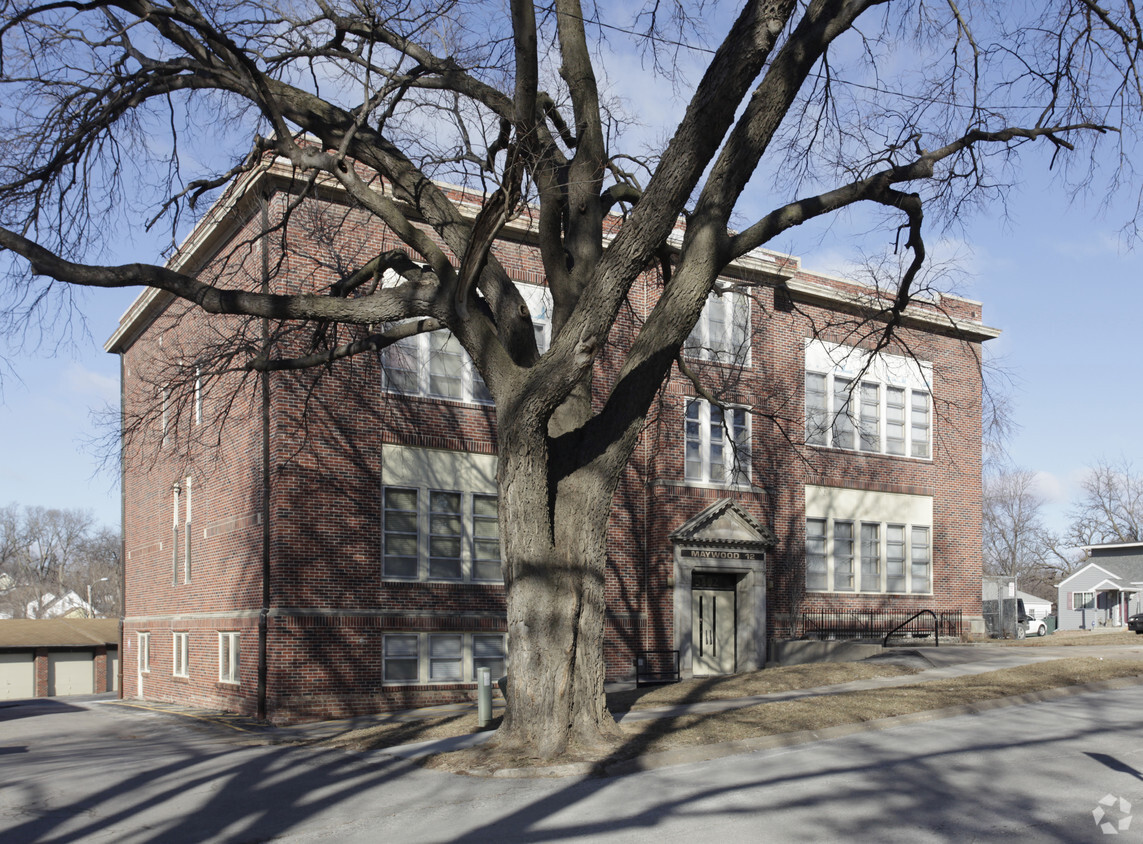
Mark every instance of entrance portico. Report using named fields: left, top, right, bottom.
left=671, top=500, right=774, bottom=678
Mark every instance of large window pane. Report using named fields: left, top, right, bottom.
left=685, top=400, right=703, bottom=480
left=428, top=491, right=462, bottom=579
left=383, top=487, right=419, bottom=578
left=886, top=525, right=906, bottom=592
left=472, top=494, right=501, bottom=581
left=832, top=377, right=855, bottom=449
left=859, top=382, right=880, bottom=452
left=911, top=390, right=931, bottom=459
left=429, top=332, right=465, bottom=398
left=834, top=520, right=855, bottom=591
left=805, top=372, right=828, bottom=446
left=473, top=634, right=506, bottom=680
left=860, top=523, right=881, bottom=592
left=885, top=387, right=906, bottom=455
left=384, top=635, right=419, bottom=682
left=806, top=519, right=828, bottom=591
left=429, top=635, right=462, bottom=681
left=910, top=526, right=931, bottom=593
left=383, top=336, right=419, bottom=393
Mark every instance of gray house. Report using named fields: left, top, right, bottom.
left=1057, top=542, right=1143, bottom=630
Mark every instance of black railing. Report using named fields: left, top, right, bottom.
left=882, top=609, right=939, bottom=647
left=801, top=608, right=963, bottom=642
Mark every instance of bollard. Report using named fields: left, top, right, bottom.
left=477, top=667, right=492, bottom=727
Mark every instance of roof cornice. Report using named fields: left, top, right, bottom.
left=783, top=277, right=1001, bottom=343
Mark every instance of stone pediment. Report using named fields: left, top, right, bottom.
left=670, top=499, right=775, bottom=548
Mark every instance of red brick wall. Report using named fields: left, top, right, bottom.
left=118, top=184, right=987, bottom=720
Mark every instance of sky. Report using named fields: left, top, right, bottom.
left=1, top=7, right=1141, bottom=540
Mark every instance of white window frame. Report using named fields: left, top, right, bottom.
left=382, top=486, right=502, bottom=582
left=805, top=518, right=932, bottom=595
left=381, top=632, right=507, bottom=685
left=685, top=285, right=751, bottom=364
left=804, top=339, right=932, bottom=460
left=172, top=631, right=189, bottom=678
left=138, top=632, right=151, bottom=673
left=218, top=632, right=239, bottom=685
left=1074, top=591, right=1095, bottom=610
left=381, top=281, right=551, bottom=404
left=684, top=398, right=751, bottom=486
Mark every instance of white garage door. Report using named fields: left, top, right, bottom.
left=48, top=652, right=94, bottom=696
left=0, top=652, right=35, bottom=700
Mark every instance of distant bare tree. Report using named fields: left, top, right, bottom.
left=1066, top=458, right=1143, bottom=547
left=983, top=469, right=1073, bottom=600
left=0, top=504, right=120, bottom=618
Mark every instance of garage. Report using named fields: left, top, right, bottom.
left=0, top=619, right=118, bottom=698
left=48, top=651, right=94, bottom=696
left=0, top=652, right=35, bottom=700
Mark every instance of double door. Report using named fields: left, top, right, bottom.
left=692, top=572, right=737, bottom=676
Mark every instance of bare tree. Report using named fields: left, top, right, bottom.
left=0, top=504, right=121, bottom=618
left=983, top=469, right=1073, bottom=599
left=1, top=0, right=1141, bottom=760
left=1066, top=457, right=1143, bottom=547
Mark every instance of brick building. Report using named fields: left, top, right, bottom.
left=107, top=162, right=997, bottom=722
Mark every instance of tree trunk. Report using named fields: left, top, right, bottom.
left=491, top=432, right=624, bottom=760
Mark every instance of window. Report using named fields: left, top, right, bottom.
left=806, top=518, right=932, bottom=594
left=429, top=635, right=463, bottom=681
left=382, top=633, right=507, bottom=684
left=833, top=521, right=855, bottom=592
left=684, top=398, right=750, bottom=485
left=685, top=286, right=750, bottom=363
left=805, top=518, right=827, bottom=591
left=472, top=495, right=501, bottom=581
left=194, top=367, right=204, bottom=425
left=805, top=486, right=933, bottom=594
left=138, top=632, right=151, bottom=673
left=173, top=632, right=189, bottom=678
left=383, top=634, right=419, bottom=681
left=473, top=634, right=507, bottom=679
left=804, top=339, right=932, bottom=459
left=860, top=523, right=881, bottom=592
left=219, top=632, right=239, bottom=684
left=161, top=386, right=170, bottom=447
left=382, top=282, right=550, bottom=403
left=383, top=487, right=501, bottom=581
left=1074, top=591, right=1095, bottom=610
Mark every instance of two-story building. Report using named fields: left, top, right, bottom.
left=107, top=160, right=998, bottom=722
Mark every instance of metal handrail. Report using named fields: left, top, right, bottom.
left=882, top=609, right=940, bottom=647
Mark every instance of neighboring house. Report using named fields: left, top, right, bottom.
left=24, top=591, right=97, bottom=620
left=1016, top=590, right=1052, bottom=620
left=107, top=161, right=997, bottom=723
left=1057, top=543, right=1143, bottom=630
left=0, top=618, right=119, bottom=700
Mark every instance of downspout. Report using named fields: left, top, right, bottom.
left=118, top=353, right=126, bottom=699
left=257, top=193, right=272, bottom=721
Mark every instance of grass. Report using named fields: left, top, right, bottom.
left=317, top=651, right=1143, bottom=764
left=991, top=629, right=1141, bottom=647
left=615, top=657, right=1143, bottom=756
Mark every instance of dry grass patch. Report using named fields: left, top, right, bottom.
left=608, top=661, right=919, bottom=712
left=993, top=630, right=1141, bottom=647
left=618, top=657, right=1143, bottom=756
left=317, top=713, right=500, bottom=752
